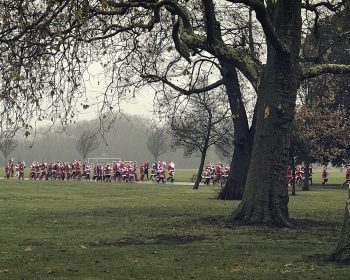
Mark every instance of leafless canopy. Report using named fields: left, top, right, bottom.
left=75, top=130, right=99, bottom=160
left=146, top=126, right=168, bottom=162
left=0, top=137, right=18, bottom=161
left=0, top=1, right=349, bottom=139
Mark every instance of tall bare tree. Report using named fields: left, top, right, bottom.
left=146, top=127, right=168, bottom=163
left=164, top=88, right=233, bottom=189
left=75, top=130, right=99, bottom=161
left=0, top=138, right=17, bottom=162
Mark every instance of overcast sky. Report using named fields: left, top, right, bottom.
left=79, top=62, right=155, bottom=121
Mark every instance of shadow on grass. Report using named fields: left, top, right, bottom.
left=289, top=218, right=341, bottom=229
left=302, top=252, right=350, bottom=267
left=196, top=215, right=341, bottom=229
left=90, top=234, right=206, bottom=248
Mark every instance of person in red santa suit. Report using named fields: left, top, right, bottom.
left=223, top=164, right=230, bottom=183
left=342, top=166, right=350, bottom=188
left=150, top=163, right=157, bottom=181
left=47, top=162, right=53, bottom=180
left=5, top=160, right=13, bottom=179
left=85, top=163, right=91, bottom=181
left=92, top=164, right=97, bottom=181
left=128, top=163, right=135, bottom=182
left=112, top=161, right=118, bottom=181
left=60, top=163, right=65, bottom=181
left=71, top=160, right=76, bottom=180
left=104, top=163, right=112, bottom=182
left=8, top=160, right=14, bottom=177
left=15, top=162, right=20, bottom=178
left=214, top=162, right=223, bottom=184
left=53, top=162, right=59, bottom=180
left=17, top=161, right=25, bottom=180
left=202, top=162, right=212, bottom=185
left=34, top=162, right=41, bottom=180
left=29, top=162, right=36, bottom=180
left=39, top=161, right=47, bottom=180
left=75, top=160, right=81, bottom=180
left=82, top=161, right=87, bottom=178
left=167, top=162, right=175, bottom=183
left=121, top=165, right=128, bottom=182
left=157, top=166, right=165, bottom=184
left=322, top=167, right=329, bottom=186
left=65, top=162, right=72, bottom=181
left=139, top=164, right=145, bottom=181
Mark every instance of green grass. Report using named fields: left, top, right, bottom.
left=0, top=180, right=349, bottom=279
left=174, top=169, right=197, bottom=182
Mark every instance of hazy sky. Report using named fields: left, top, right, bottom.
left=79, top=62, right=155, bottom=121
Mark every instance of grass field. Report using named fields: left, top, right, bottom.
left=0, top=179, right=349, bottom=279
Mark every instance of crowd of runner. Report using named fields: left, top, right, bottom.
left=4, top=159, right=176, bottom=183
left=5, top=159, right=350, bottom=186
left=201, top=162, right=231, bottom=185
left=287, top=164, right=350, bottom=187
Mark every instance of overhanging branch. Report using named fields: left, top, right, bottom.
left=180, top=30, right=262, bottom=90
left=301, top=64, right=350, bottom=80
left=141, top=74, right=224, bottom=95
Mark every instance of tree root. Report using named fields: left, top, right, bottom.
left=230, top=201, right=292, bottom=227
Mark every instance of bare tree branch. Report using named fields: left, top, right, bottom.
left=302, top=64, right=350, bottom=80
left=226, top=0, right=289, bottom=54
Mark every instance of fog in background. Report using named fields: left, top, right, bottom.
left=5, top=114, right=222, bottom=168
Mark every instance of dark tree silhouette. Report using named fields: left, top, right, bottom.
left=0, top=138, right=17, bottom=162
left=167, top=90, right=232, bottom=189
left=146, top=127, right=168, bottom=162
left=75, top=131, right=99, bottom=161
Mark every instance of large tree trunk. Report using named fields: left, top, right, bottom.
left=218, top=142, right=251, bottom=200
left=218, top=64, right=254, bottom=200
left=328, top=186, right=350, bottom=263
left=230, top=1, right=302, bottom=226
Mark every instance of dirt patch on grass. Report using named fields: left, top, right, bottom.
left=153, top=234, right=205, bottom=245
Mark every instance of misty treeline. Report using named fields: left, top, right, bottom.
left=4, top=114, right=221, bottom=168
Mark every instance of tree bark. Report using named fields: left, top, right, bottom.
left=230, top=1, right=302, bottom=226
left=218, top=142, right=251, bottom=200
left=217, top=64, right=254, bottom=200
left=193, top=149, right=207, bottom=190
left=193, top=117, right=211, bottom=190
left=302, top=160, right=310, bottom=191
left=328, top=185, right=350, bottom=263
left=291, top=151, right=296, bottom=196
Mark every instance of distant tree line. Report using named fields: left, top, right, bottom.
left=3, top=114, right=222, bottom=168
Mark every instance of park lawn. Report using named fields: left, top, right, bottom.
left=173, top=169, right=197, bottom=182
left=0, top=180, right=349, bottom=279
